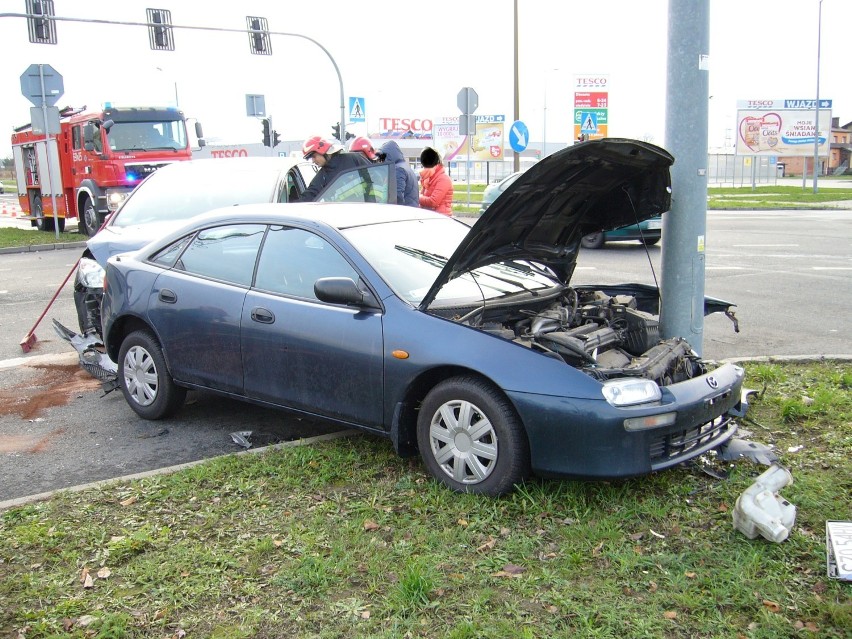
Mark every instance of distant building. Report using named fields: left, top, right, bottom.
left=774, top=117, right=851, bottom=177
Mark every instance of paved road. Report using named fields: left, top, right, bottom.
left=0, top=208, right=850, bottom=504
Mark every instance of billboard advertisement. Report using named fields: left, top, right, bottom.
left=735, top=99, right=832, bottom=157
left=431, top=115, right=505, bottom=162
left=574, top=74, right=609, bottom=141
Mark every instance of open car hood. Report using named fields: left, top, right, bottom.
left=419, top=138, right=674, bottom=309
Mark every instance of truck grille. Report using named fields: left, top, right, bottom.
left=649, top=415, right=736, bottom=466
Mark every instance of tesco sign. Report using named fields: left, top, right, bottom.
left=378, top=118, right=433, bottom=133
left=575, top=75, right=608, bottom=88
left=211, top=148, right=249, bottom=158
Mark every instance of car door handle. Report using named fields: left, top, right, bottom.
left=158, top=289, right=177, bottom=304
left=251, top=307, right=275, bottom=324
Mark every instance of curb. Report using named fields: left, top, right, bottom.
left=0, top=429, right=361, bottom=511
left=0, top=241, right=86, bottom=256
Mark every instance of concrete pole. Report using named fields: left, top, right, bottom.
left=661, top=0, right=710, bottom=355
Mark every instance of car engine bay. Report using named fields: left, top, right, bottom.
left=463, top=288, right=707, bottom=386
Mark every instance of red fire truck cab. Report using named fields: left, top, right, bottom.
left=11, top=105, right=203, bottom=237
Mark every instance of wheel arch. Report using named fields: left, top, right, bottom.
left=389, top=365, right=527, bottom=457
left=106, top=315, right=158, bottom=364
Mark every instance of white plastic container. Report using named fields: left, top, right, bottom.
left=732, top=464, right=797, bottom=543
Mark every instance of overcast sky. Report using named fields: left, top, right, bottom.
left=1, top=0, right=847, bottom=155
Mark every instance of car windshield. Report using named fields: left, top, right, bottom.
left=107, top=120, right=187, bottom=151
left=111, top=165, right=283, bottom=228
left=343, top=218, right=560, bottom=306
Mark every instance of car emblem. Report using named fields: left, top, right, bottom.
left=706, top=376, right=719, bottom=389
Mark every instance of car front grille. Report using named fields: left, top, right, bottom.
left=649, top=414, right=736, bottom=466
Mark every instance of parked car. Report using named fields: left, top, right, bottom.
left=580, top=217, right=663, bottom=249
left=100, top=139, right=748, bottom=496
left=481, top=170, right=661, bottom=250
left=479, top=170, right=523, bottom=212
left=68, top=156, right=394, bottom=342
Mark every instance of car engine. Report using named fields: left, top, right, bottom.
left=473, top=289, right=706, bottom=386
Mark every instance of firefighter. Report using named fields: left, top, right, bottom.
left=349, top=136, right=378, bottom=162
left=299, top=136, right=371, bottom=202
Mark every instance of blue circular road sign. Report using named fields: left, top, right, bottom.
left=509, top=120, right=529, bottom=153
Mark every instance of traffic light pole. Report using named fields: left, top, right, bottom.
left=5, top=10, right=348, bottom=143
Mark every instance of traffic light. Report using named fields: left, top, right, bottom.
left=272, top=130, right=281, bottom=147
left=331, top=123, right=341, bottom=141
left=261, top=118, right=271, bottom=146
left=345, top=131, right=355, bottom=141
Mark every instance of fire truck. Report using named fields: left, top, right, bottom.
left=11, top=105, right=203, bottom=237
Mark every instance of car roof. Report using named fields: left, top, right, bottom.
left=153, top=155, right=303, bottom=175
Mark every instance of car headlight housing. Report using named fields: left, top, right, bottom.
left=76, top=257, right=106, bottom=289
left=601, top=378, right=662, bottom=407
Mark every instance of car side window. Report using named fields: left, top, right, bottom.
left=149, top=235, right=193, bottom=267
left=174, top=224, right=265, bottom=286
left=317, top=164, right=393, bottom=204
left=254, top=225, right=358, bottom=300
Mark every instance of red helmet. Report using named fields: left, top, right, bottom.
left=302, top=135, right=334, bottom=159
left=349, top=136, right=377, bottom=160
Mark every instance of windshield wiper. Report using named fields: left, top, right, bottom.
left=394, top=245, right=448, bottom=267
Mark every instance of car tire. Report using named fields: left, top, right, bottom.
left=642, top=236, right=661, bottom=246
left=81, top=196, right=102, bottom=237
left=118, top=329, right=186, bottom=420
left=32, top=195, right=51, bottom=232
left=417, top=376, right=530, bottom=496
left=581, top=233, right=605, bottom=249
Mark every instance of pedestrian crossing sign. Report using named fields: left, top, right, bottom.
left=580, top=112, right=598, bottom=134
left=349, top=97, right=365, bottom=123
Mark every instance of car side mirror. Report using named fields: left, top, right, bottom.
left=314, top=277, right=380, bottom=309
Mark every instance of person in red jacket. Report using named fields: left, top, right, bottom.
left=418, top=147, right=454, bottom=215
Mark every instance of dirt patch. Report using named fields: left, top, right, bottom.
left=0, top=363, right=102, bottom=420
left=0, top=428, right=66, bottom=454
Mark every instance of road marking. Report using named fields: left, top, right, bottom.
left=706, top=266, right=745, bottom=270
left=812, top=267, right=852, bottom=271
left=732, top=244, right=798, bottom=247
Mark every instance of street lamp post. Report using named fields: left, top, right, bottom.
left=812, top=0, right=823, bottom=193
left=542, top=68, right=559, bottom=159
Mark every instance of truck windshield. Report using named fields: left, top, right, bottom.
left=107, top=120, right=187, bottom=152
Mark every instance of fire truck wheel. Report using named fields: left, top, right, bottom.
left=81, top=197, right=102, bottom=237
left=32, top=196, right=66, bottom=233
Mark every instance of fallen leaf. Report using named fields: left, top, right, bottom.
left=546, top=605, right=559, bottom=614
left=648, top=581, right=658, bottom=593
left=476, top=537, right=497, bottom=553
left=492, top=564, right=526, bottom=578
left=592, top=541, right=604, bottom=556
left=718, top=502, right=729, bottom=512
left=457, top=518, right=469, bottom=527
left=360, top=611, right=371, bottom=619
left=805, top=622, right=819, bottom=631
left=273, top=539, right=284, bottom=547
left=83, top=574, right=94, bottom=589
left=62, top=618, right=74, bottom=631
left=172, top=630, right=187, bottom=639
left=363, top=520, right=380, bottom=532
left=79, top=567, right=90, bottom=584
left=77, top=615, right=97, bottom=627
left=685, top=571, right=697, bottom=579
left=650, top=529, right=666, bottom=539
left=663, top=611, right=677, bottom=619
left=97, top=567, right=111, bottom=579
left=119, top=496, right=138, bottom=507
left=762, top=600, right=781, bottom=613
left=629, top=532, right=644, bottom=541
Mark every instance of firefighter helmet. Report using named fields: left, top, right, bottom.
left=302, top=136, right=334, bottom=160
left=349, top=136, right=377, bottom=161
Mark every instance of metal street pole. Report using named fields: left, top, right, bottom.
left=812, top=0, right=823, bottom=194
left=4, top=11, right=346, bottom=143
left=513, top=0, right=520, bottom=172
left=661, top=0, right=710, bottom=355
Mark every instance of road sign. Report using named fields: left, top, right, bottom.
left=349, top=97, right=365, bottom=123
left=580, top=112, right=598, bottom=134
left=20, top=64, right=64, bottom=107
left=245, top=94, right=266, bottom=117
left=459, top=115, right=476, bottom=136
left=457, top=87, right=478, bottom=114
left=509, top=120, right=529, bottom=153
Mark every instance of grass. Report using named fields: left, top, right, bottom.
left=0, top=227, right=83, bottom=248
left=707, top=186, right=852, bottom=210
left=1, top=361, right=849, bottom=638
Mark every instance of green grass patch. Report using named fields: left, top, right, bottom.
left=0, top=361, right=849, bottom=638
left=0, top=227, right=83, bottom=248
left=708, top=186, right=852, bottom=210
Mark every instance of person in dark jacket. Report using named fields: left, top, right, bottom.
left=377, top=140, right=420, bottom=207
left=299, top=135, right=371, bottom=202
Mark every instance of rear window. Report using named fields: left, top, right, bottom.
left=111, top=164, right=284, bottom=228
